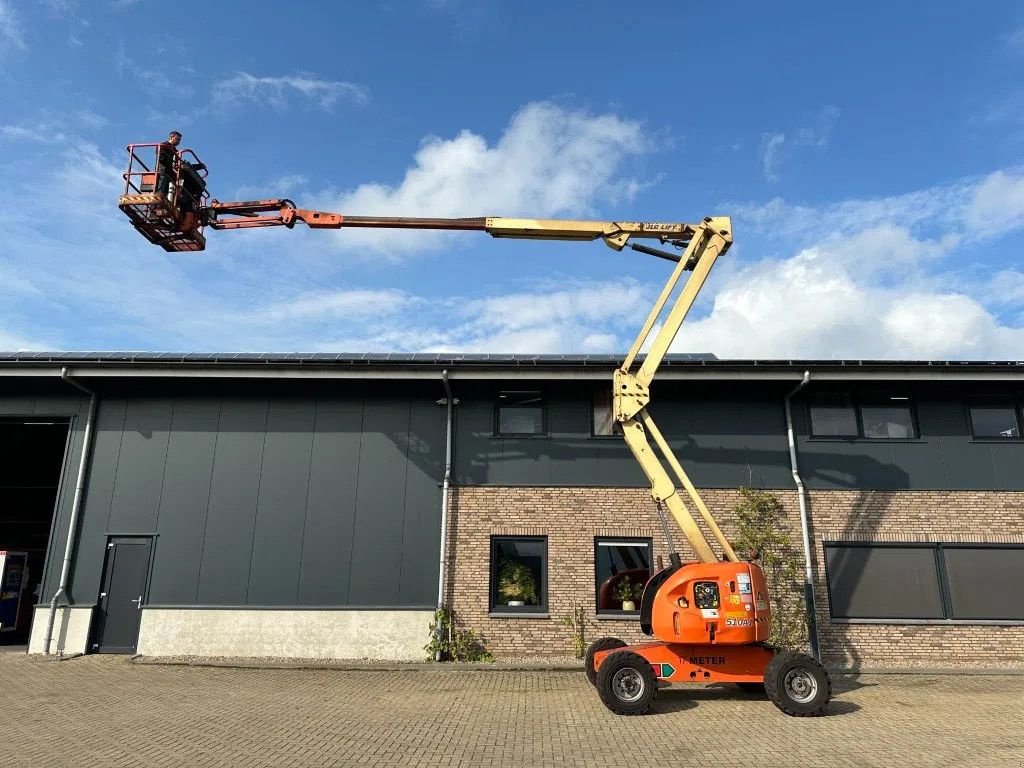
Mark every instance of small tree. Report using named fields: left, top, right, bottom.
left=731, top=488, right=808, bottom=650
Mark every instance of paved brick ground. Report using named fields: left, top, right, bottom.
left=1, top=654, right=1021, bottom=767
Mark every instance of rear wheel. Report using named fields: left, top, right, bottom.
left=764, top=650, right=831, bottom=716
left=595, top=651, right=657, bottom=716
left=585, top=637, right=626, bottom=686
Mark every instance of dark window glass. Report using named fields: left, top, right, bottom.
left=824, top=545, right=944, bottom=619
left=860, top=402, right=915, bottom=439
left=968, top=404, right=1020, bottom=438
left=942, top=547, right=1024, bottom=620
left=490, top=537, right=547, bottom=612
left=595, top=539, right=651, bottom=614
left=809, top=395, right=858, bottom=437
left=592, top=389, right=621, bottom=436
left=497, top=391, right=545, bottom=436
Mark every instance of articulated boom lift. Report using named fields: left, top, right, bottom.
left=119, top=143, right=831, bottom=717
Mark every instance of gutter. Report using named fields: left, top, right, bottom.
left=784, top=370, right=820, bottom=660
left=434, top=370, right=457, bottom=659
left=44, top=368, right=98, bottom=655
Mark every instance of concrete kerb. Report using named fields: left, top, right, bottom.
left=127, top=655, right=1024, bottom=676
left=129, top=655, right=587, bottom=672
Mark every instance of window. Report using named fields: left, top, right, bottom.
left=496, top=391, right=545, bottom=436
left=824, top=542, right=1024, bottom=622
left=592, top=389, right=621, bottom=436
left=595, top=538, right=651, bottom=614
left=809, top=394, right=858, bottom=437
left=490, top=537, right=547, bottom=613
left=860, top=402, right=915, bottom=439
left=968, top=400, right=1021, bottom=438
left=809, top=394, right=916, bottom=439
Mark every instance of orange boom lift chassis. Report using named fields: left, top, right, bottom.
left=119, top=142, right=831, bottom=717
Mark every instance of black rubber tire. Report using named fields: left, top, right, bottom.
left=764, top=650, right=831, bottom=716
left=736, top=682, right=766, bottom=695
left=585, top=637, right=626, bottom=686
left=595, top=650, right=657, bottom=716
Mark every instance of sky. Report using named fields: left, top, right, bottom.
left=1, top=0, right=1023, bottom=360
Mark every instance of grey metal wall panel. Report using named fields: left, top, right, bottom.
left=66, top=399, right=127, bottom=604
left=347, top=400, right=412, bottom=605
left=0, top=396, right=37, bottom=415
left=298, top=400, right=364, bottom=605
left=397, top=399, right=444, bottom=606
left=107, top=400, right=173, bottom=533
left=246, top=400, right=316, bottom=605
left=147, top=399, right=221, bottom=604
left=990, top=443, right=1024, bottom=489
left=196, top=398, right=268, bottom=604
left=939, top=437, right=998, bottom=490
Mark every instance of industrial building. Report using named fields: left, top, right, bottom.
left=0, top=352, right=1021, bottom=669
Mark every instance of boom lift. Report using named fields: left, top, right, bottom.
left=119, top=142, right=831, bottom=717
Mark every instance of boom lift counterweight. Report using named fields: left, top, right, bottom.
left=118, top=142, right=831, bottom=717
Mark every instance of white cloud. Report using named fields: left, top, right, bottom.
left=967, top=170, right=1024, bottom=232
left=320, top=101, right=652, bottom=253
left=760, top=132, right=786, bottom=182
left=263, top=289, right=411, bottom=321
left=0, top=0, right=26, bottom=53
left=212, top=72, right=368, bottom=111
left=759, top=106, right=841, bottom=181
left=674, top=175, right=1024, bottom=360
left=0, top=109, right=109, bottom=144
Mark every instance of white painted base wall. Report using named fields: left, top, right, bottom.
left=137, top=609, right=434, bottom=661
left=28, top=605, right=93, bottom=655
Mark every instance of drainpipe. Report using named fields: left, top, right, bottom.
left=434, top=370, right=457, bottom=659
left=784, top=370, right=820, bottom=660
left=44, top=368, right=98, bottom=655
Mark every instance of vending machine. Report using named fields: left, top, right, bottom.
left=0, top=551, right=28, bottom=634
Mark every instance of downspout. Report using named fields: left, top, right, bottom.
left=44, top=368, right=98, bottom=655
left=434, top=370, right=456, bottom=660
left=784, top=370, right=821, bottom=660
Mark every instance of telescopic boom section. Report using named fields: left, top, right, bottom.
left=203, top=199, right=701, bottom=253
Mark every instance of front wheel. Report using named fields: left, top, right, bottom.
left=595, top=651, right=657, bottom=716
left=585, top=637, right=626, bottom=686
left=764, top=650, right=831, bottom=716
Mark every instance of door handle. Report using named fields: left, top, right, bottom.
left=130, top=595, right=143, bottom=610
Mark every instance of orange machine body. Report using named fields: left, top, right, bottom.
left=594, top=560, right=774, bottom=683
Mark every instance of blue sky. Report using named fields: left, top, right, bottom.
left=1, top=0, right=1023, bottom=358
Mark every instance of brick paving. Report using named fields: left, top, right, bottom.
left=1, top=654, right=1022, bottom=767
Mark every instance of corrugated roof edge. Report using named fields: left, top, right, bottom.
left=0, top=351, right=1022, bottom=369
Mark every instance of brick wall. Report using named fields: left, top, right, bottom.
left=445, top=486, right=1024, bottom=669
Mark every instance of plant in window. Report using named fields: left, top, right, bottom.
left=732, top=488, right=807, bottom=650
left=497, top=559, right=538, bottom=606
left=612, top=576, right=643, bottom=611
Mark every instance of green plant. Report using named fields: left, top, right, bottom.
left=732, top=487, right=808, bottom=650
left=612, top=576, right=642, bottom=603
left=425, top=607, right=494, bottom=662
left=497, top=559, right=538, bottom=605
left=561, top=600, right=593, bottom=659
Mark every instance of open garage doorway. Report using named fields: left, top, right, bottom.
left=0, top=419, right=70, bottom=648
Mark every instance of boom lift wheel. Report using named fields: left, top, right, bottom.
left=763, top=650, right=831, bottom=716
left=585, top=637, right=626, bottom=686
left=595, top=651, right=658, bottom=716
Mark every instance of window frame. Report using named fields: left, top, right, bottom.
left=823, top=541, right=1024, bottom=625
left=965, top=396, right=1024, bottom=441
left=489, top=535, right=549, bottom=615
left=807, top=392, right=919, bottom=441
left=593, top=536, right=653, bottom=617
left=494, top=390, right=548, bottom=438
left=590, top=387, right=623, bottom=438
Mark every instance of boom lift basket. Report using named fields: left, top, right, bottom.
left=118, top=143, right=209, bottom=252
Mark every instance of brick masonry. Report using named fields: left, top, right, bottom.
left=444, top=486, right=1024, bottom=668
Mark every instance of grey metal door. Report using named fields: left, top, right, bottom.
left=90, top=537, right=152, bottom=653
